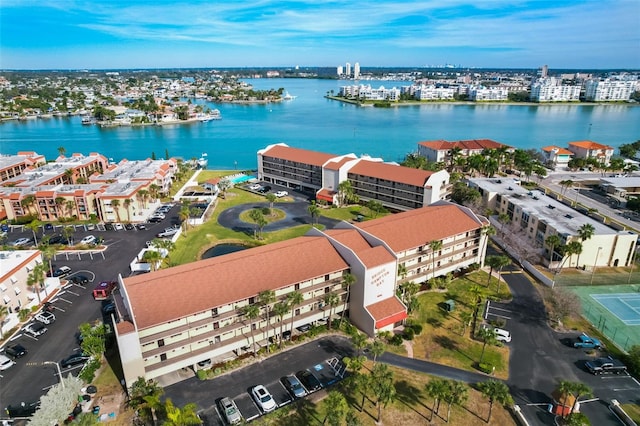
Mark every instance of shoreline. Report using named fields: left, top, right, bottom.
left=324, top=96, right=640, bottom=108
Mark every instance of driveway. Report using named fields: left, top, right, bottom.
left=217, top=201, right=341, bottom=234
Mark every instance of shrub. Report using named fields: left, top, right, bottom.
left=477, top=363, right=493, bottom=374
left=403, top=328, right=415, bottom=340
left=79, top=358, right=101, bottom=383
left=389, top=334, right=404, bottom=346
left=261, top=207, right=270, bottom=215
left=410, top=324, right=423, bottom=336
left=196, top=370, right=207, bottom=380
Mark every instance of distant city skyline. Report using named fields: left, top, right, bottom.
left=1, top=1, right=639, bottom=70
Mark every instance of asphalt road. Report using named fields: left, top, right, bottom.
left=0, top=204, right=182, bottom=415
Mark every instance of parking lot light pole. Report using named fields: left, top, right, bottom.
left=43, top=361, right=64, bottom=389
left=590, top=247, right=603, bottom=285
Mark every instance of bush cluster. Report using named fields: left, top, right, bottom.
left=79, top=358, right=101, bottom=383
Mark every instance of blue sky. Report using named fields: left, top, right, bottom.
left=1, top=0, right=639, bottom=70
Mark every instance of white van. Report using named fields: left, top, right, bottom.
left=494, top=327, right=512, bottom=343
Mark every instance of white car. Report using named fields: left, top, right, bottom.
left=0, top=354, right=16, bottom=371
left=275, top=191, right=289, bottom=198
left=156, top=227, right=179, bottom=238
left=10, top=237, right=32, bottom=247
left=114, top=223, right=124, bottom=230
left=24, top=322, right=48, bottom=338
left=493, top=327, right=512, bottom=343
left=80, top=235, right=96, bottom=245
left=35, top=311, right=56, bottom=325
left=251, top=385, right=276, bottom=413
left=248, top=183, right=262, bottom=191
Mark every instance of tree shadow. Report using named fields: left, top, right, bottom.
left=433, top=335, right=458, bottom=351
left=280, top=398, right=322, bottom=425
left=426, top=317, right=442, bottom=328
left=394, top=380, right=431, bottom=421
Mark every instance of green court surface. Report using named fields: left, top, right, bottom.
left=569, top=284, right=640, bottom=352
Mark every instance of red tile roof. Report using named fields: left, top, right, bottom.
left=568, top=140, right=613, bottom=150
left=348, top=160, right=434, bottom=187
left=366, top=297, right=407, bottom=329
left=357, top=204, right=482, bottom=252
left=419, top=139, right=510, bottom=151
left=124, top=236, right=349, bottom=330
left=262, top=145, right=338, bottom=167
left=316, top=188, right=336, bottom=202
left=542, top=146, right=573, bottom=155
left=325, top=229, right=395, bottom=268
left=325, top=156, right=356, bottom=171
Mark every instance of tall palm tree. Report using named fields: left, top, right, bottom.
left=179, top=206, right=190, bottom=234
left=26, top=219, right=41, bottom=246
left=425, top=378, right=449, bottom=421
left=576, top=224, right=595, bottom=268
left=242, top=304, right=260, bottom=356
left=370, top=363, right=395, bottom=423
left=351, top=332, right=368, bottom=357
left=286, top=291, right=304, bottom=336
left=322, top=391, right=349, bottom=426
left=477, top=327, right=497, bottom=364
left=445, top=380, right=469, bottom=423
left=41, top=245, right=56, bottom=277
left=142, top=250, right=162, bottom=271
left=545, top=234, right=562, bottom=266
left=498, top=213, right=511, bottom=238
left=429, top=240, right=443, bottom=281
left=308, top=201, right=320, bottom=225
left=163, top=399, right=201, bottom=425
left=65, top=199, right=76, bottom=218
left=123, top=198, right=132, bottom=222
left=492, top=256, right=511, bottom=294
left=20, top=195, right=36, bottom=216
left=485, top=255, right=501, bottom=287
left=138, top=189, right=149, bottom=208
left=27, top=263, right=46, bottom=303
left=148, top=183, right=161, bottom=201
left=478, top=380, right=513, bottom=424
left=568, top=382, right=592, bottom=419
left=480, top=226, right=496, bottom=260
left=258, top=290, right=276, bottom=353
left=323, top=291, right=340, bottom=330
left=339, top=272, right=356, bottom=327
left=272, top=301, right=290, bottom=349
left=111, top=199, right=121, bottom=223
left=54, top=196, right=66, bottom=217
left=557, top=380, right=574, bottom=418
left=265, top=192, right=277, bottom=213
left=368, top=338, right=385, bottom=365
left=0, top=305, right=9, bottom=339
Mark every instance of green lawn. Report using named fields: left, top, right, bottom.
left=406, top=271, right=512, bottom=378
left=318, top=204, right=390, bottom=222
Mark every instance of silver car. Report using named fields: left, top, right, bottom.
left=218, top=397, right=242, bottom=424
left=282, top=375, right=307, bottom=398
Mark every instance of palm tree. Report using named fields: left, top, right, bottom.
left=492, top=256, right=511, bottom=295
left=20, top=194, right=36, bottom=216
left=429, top=240, right=443, bottom=281
left=111, top=199, right=121, bottom=223
left=576, top=224, right=595, bottom=268
left=568, top=382, right=592, bottom=419
left=62, top=225, right=74, bottom=246
left=322, top=391, right=349, bottom=426
left=480, top=225, right=496, bottom=259
left=545, top=234, right=562, bottom=266
left=142, top=250, right=162, bottom=271
left=63, top=168, right=74, bottom=184
left=351, top=332, right=368, bottom=357
left=123, top=198, right=132, bottom=222
left=242, top=304, right=260, bottom=356
left=559, top=179, right=573, bottom=195
left=138, top=189, right=149, bottom=208
left=323, top=291, right=340, bottom=330
left=308, top=201, right=320, bottom=225
left=249, top=208, right=263, bottom=239
left=26, top=219, right=41, bottom=246
left=368, top=338, right=385, bottom=365
left=370, top=363, right=395, bottom=423
left=0, top=305, right=8, bottom=339
left=265, top=192, right=277, bottom=213
left=449, top=146, right=462, bottom=171
left=26, top=263, right=46, bottom=303
left=444, top=380, right=468, bottom=423
left=148, top=183, right=161, bottom=201
left=497, top=213, right=510, bottom=238
left=339, top=272, right=356, bottom=327
left=258, top=290, right=276, bottom=352
left=338, top=180, right=354, bottom=205
left=57, top=146, right=66, bottom=157
left=478, top=380, right=513, bottom=424
left=41, top=245, right=56, bottom=277
left=272, top=301, right=290, bottom=349
left=562, top=240, right=583, bottom=270
left=142, top=393, right=164, bottom=426
left=65, top=199, right=76, bottom=218
left=163, top=398, right=201, bottom=425
left=459, top=310, right=473, bottom=336
left=477, top=327, right=497, bottom=364
left=425, top=378, right=449, bottom=421
left=179, top=206, right=190, bottom=234
left=485, top=255, right=501, bottom=287
left=54, top=196, right=66, bottom=217
left=557, top=380, right=574, bottom=418
left=286, top=291, right=304, bottom=336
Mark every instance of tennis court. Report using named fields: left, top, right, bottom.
left=569, top=284, right=640, bottom=351
left=591, top=293, right=640, bottom=326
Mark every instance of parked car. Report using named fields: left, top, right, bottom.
left=53, top=266, right=72, bottom=278
left=275, top=190, right=289, bottom=198
left=296, top=370, right=322, bottom=392
left=0, top=354, right=16, bottom=371
left=493, top=327, right=511, bottom=343
left=4, top=343, right=28, bottom=359
left=156, top=227, right=179, bottom=238
left=5, top=401, right=40, bottom=418
left=151, top=213, right=166, bottom=220
left=148, top=216, right=163, bottom=223
left=136, top=223, right=147, bottom=230
left=104, top=223, right=115, bottom=231
left=10, top=237, right=32, bottom=247
left=114, top=223, right=124, bottom=231
left=218, top=397, right=243, bottom=424
left=585, top=356, right=627, bottom=375
left=35, top=311, right=56, bottom=325
left=24, top=322, right=47, bottom=337
left=574, top=333, right=602, bottom=349
left=282, top=375, right=307, bottom=398
left=68, top=274, right=90, bottom=285
left=248, top=183, right=262, bottom=191
left=197, top=359, right=212, bottom=369
left=48, top=234, right=69, bottom=245
left=80, top=235, right=97, bottom=245
left=296, top=324, right=311, bottom=333
left=102, top=300, right=116, bottom=315
left=44, top=223, right=54, bottom=231
left=124, top=223, right=135, bottom=230
left=257, top=185, right=272, bottom=193
left=61, top=352, right=91, bottom=368
left=251, top=385, right=277, bottom=413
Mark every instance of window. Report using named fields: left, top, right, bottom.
left=295, top=283, right=300, bottom=291
left=158, top=339, right=165, bottom=347
left=248, top=297, right=255, bottom=305
left=211, top=308, right=218, bottom=317
left=160, top=354, right=167, bottom=362
left=213, top=322, right=219, bottom=330
left=325, top=274, right=330, bottom=281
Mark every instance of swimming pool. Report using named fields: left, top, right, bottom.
left=230, top=174, right=254, bottom=184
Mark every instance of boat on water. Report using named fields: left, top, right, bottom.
left=282, top=92, right=297, bottom=101
left=198, top=109, right=222, bottom=122
left=81, top=115, right=95, bottom=125
left=197, top=153, right=208, bottom=169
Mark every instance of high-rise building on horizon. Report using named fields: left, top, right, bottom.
left=345, top=62, right=351, bottom=78
left=354, top=62, right=360, bottom=79
left=540, top=64, right=549, bottom=78
left=336, top=65, right=343, bottom=76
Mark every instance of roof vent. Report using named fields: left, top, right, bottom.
left=547, top=205, right=556, bottom=209
left=565, top=214, right=573, bottom=219
left=507, top=186, right=513, bottom=190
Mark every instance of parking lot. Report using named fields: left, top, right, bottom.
left=164, top=335, right=352, bottom=425
left=0, top=203, right=182, bottom=414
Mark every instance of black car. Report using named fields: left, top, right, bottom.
left=5, top=401, right=40, bottom=418
left=61, top=352, right=90, bottom=368
left=257, top=185, right=272, bottom=193
left=148, top=216, right=163, bottom=223
left=104, top=223, right=115, bottom=231
left=48, top=234, right=69, bottom=245
left=296, top=370, right=322, bottom=392
left=69, top=274, right=89, bottom=285
left=125, top=223, right=135, bottom=230
left=102, top=300, right=116, bottom=315
left=5, top=343, right=28, bottom=359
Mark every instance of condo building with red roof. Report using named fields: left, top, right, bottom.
left=114, top=201, right=488, bottom=387
left=417, top=139, right=514, bottom=164
left=257, top=143, right=450, bottom=211
left=567, top=140, right=615, bottom=166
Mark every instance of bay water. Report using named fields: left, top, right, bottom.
left=1, top=78, right=639, bottom=170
